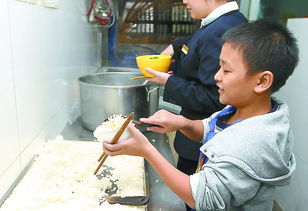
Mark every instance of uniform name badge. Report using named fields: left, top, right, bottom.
left=181, top=44, right=189, bottom=55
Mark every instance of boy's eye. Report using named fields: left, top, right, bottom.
left=223, top=70, right=231, bottom=73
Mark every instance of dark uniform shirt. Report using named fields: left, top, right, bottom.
left=164, top=10, right=247, bottom=161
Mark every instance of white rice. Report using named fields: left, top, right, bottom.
left=93, top=114, right=131, bottom=143
left=0, top=140, right=145, bottom=211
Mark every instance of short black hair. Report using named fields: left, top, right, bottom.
left=221, top=19, right=299, bottom=93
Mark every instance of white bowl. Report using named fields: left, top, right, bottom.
left=93, top=128, right=131, bottom=143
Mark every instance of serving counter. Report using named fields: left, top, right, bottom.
left=143, top=132, right=186, bottom=211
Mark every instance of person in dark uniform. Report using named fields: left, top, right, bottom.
left=145, top=0, right=247, bottom=210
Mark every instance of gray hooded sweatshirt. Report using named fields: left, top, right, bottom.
left=190, top=100, right=296, bottom=211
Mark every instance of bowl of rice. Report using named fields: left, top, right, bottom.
left=93, top=114, right=131, bottom=143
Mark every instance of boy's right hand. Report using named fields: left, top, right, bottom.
left=103, top=124, right=154, bottom=158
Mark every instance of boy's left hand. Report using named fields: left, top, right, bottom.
left=140, top=109, right=183, bottom=133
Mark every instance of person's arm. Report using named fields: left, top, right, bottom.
left=139, top=109, right=204, bottom=141
left=144, top=141, right=195, bottom=208
left=191, top=161, right=261, bottom=210
left=103, top=124, right=196, bottom=208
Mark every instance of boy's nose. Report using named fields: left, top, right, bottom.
left=214, top=67, right=222, bottom=81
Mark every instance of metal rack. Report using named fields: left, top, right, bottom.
left=118, top=0, right=200, bottom=44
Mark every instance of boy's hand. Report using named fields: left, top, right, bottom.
left=139, top=109, right=184, bottom=133
left=102, top=124, right=153, bottom=158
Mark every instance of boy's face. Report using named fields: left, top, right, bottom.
left=214, top=43, right=260, bottom=107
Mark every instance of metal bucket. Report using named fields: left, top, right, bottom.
left=79, top=72, right=159, bottom=131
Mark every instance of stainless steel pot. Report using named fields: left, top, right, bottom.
left=79, top=72, right=159, bottom=131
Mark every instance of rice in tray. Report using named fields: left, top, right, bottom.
left=0, top=140, right=146, bottom=211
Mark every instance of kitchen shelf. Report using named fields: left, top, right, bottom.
left=118, top=0, right=199, bottom=44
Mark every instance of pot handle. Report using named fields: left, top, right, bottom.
left=145, top=85, right=159, bottom=102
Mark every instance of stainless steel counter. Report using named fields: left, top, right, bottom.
left=143, top=131, right=186, bottom=211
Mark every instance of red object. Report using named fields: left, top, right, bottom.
left=94, top=16, right=109, bottom=25
left=87, top=0, right=95, bottom=16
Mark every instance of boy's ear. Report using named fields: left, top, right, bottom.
left=254, top=71, right=273, bottom=93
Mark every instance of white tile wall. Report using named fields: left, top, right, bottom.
left=0, top=0, right=98, bottom=202
left=0, top=0, right=20, bottom=177
left=274, top=158, right=308, bottom=211
left=274, top=18, right=308, bottom=211
left=0, top=1, right=20, bottom=198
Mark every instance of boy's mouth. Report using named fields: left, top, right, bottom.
left=217, top=85, right=224, bottom=94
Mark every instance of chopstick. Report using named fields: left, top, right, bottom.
left=97, top=150, right=106, bottom=162
left=129, top=75, right=150, bottom=80
left=132, top=120, right=162, bottom=128
left=94, top=112, right=135, bottom=175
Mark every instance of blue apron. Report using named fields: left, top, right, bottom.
left=195, top=106, right=237, bottom=172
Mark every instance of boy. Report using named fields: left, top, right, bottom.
left=103, top=20, right=298, bottom=210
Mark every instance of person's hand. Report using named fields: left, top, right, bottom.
left=145, top=68, right=172, bottom=85
left=139, top=109, right=185, bottom=133
left=102, top=124, right=153, bottom=158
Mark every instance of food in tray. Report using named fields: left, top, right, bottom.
left=93, top=114, right=131, bottom=143
left=0, top=140, right=146, bottom=211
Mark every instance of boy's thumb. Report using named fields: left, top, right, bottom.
left=127, top=123, right=137, bottom=133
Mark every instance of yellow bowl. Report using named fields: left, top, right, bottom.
left=136, top=55, right=172, bottom=77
